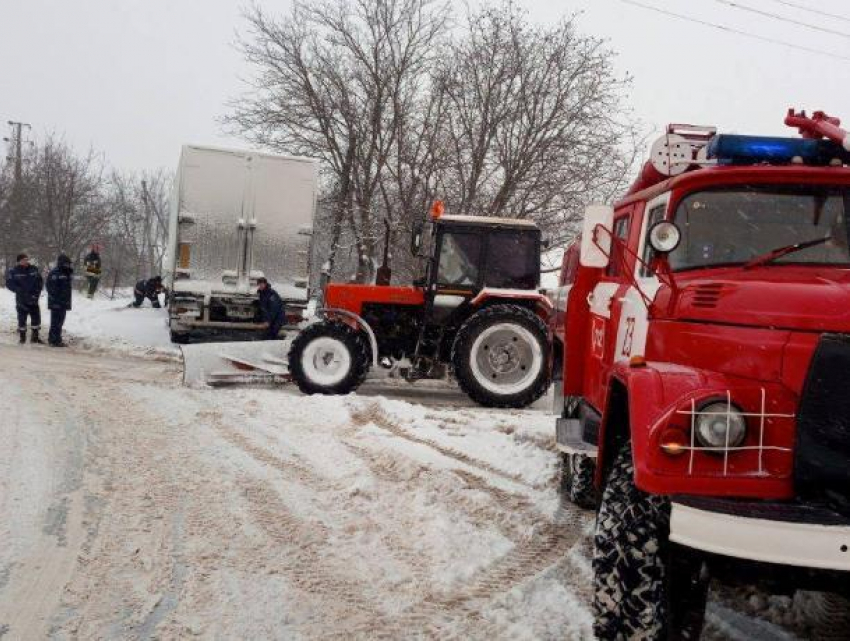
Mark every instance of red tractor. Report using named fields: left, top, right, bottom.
left=552, top=110, right=850, bottom=638
left=288, top=204, right=553, bottom=408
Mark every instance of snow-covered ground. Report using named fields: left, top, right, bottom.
left=0, top=287, right=826, bottom=639
left=0, top=288, right=596, bottom=639
left=0, top=287, right=176, bottom=358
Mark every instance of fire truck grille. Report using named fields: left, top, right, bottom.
left=795, top=333, right=850, bottom=516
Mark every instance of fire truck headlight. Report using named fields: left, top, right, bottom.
left=695, top=402, right=747, bottom=449
left=648, top=221, right=681, bottom=253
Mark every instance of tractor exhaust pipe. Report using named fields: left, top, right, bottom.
left=376, top=218, right=392, bottom=286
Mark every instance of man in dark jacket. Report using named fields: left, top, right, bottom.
left=83, top=244, right=102, bottom=299
left=46, top=254, right=73, bottom=347
left=5, top=253, right=43, bottom=344
left=132, top=276, right=164, bottom=308
left=257, top=277, right=285, bottom=340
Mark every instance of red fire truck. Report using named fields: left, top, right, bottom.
left=551, top=109, right=850, bottom=638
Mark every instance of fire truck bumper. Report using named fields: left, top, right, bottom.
left=670, top=498, right=850, bottom=572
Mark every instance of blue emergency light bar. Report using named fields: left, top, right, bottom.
left=706, top=134, right=850, bottom=166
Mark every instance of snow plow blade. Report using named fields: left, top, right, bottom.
left=180, top=340, right=291, bottom=386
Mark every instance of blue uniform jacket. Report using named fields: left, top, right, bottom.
left=5, top=264, right=43, bottom=308
left=46, top=265, right=73, bottom=311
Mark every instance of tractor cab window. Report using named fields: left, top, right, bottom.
left=484, top=231, right=539, bottom=289
left=670, top=187, right=850, bottom=271
left=438, top=232, right=482, bottom=287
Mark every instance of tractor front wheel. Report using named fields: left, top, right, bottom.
left=452, top=304, right=550, bottom=408
left=288, top=321, right=370, bottom=395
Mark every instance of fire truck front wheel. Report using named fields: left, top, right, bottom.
left=288, top=321, right=370, bottom=395
left=593, top=444, right=709, bottom=640
left=452, top=304, right=550, bottom=408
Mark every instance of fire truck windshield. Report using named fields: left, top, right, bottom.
left=668, top=186, right=850, bottom=271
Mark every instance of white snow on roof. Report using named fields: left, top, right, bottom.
left=439, top=214, right=539, bottom=228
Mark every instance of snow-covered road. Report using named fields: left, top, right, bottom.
left=0, top=290, right=821, bottom=639
left=0, top=340, right=599, bottom=639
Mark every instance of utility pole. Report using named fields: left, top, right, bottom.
left=2, top=120, right=32, bottom=273
left=5, top=121, right=31, bottom=183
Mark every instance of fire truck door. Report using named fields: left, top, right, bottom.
left=584, top=212, right=632, bottom=411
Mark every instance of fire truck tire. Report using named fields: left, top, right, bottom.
left=592, top=444, right=708, bottom=640
left=560, top=453, right=598, bottom=510
left=451, top=304, right=550, bottom=408
left=288, top=321, right=370, bottom=395
left=798, top=592, right=850, bottom=639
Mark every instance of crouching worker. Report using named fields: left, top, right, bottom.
left=132, top=276, right=164, bottom=308
left=257, top=277, right=285, bottom=340
left=5, top=253, right=43, bottom=344
left=46, top=254, right=73, bottom=347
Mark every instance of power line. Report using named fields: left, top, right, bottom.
left=762, top=0, right=850, bottom=24
left=713, top=0, right=850, bottom=40
left=615, top=0, right=850, bottom=62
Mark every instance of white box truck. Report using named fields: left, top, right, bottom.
left=165, top=145, right=318, bottom=343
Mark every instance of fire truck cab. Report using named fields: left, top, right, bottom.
left=553, top=110, right=850, bottom=638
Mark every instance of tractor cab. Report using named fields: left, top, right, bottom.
left=413, top=211, right=543, bottom=319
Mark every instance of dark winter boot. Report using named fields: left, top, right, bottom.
left=18, top=330, right=26, bottom=344
left=31, top=329, right=43, bottom=344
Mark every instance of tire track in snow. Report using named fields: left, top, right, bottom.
left=344, top=404, right=591, bottom=637
left=202, top=409, right=437, bottom=637
left=200, top=400, right=590, bottom=638
left=236, top=476, right=404, bottom=639
left=349, top=402, right=549, bottom=490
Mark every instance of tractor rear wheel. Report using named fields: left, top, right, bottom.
left=288, top=321, right=370, bottom=395
left=452, top=304, right=550, bottom=408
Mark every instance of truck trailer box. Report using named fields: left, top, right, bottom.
left=165, top=145, right=318, bottom=342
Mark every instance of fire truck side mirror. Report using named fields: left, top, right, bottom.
left=579, top=205, right=614, bottom=268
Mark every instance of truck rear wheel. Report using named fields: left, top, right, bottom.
left=593, top=444, right=708, bottom=640
left=170, top=330, right=191, bottom=344
left=451, top=304, right=550, bottom=408
left=560, top=452, right=598, bottom=510
left=288, top=321, right=370, bottom=395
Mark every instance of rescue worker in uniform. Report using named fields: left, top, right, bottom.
left=132, top=276, right=164, bottom=308
left=257, top=277, right=285, bottom=340
left=83, top=244, right=102, bottom=299
left=46, top=254, right=73, bottom=347
left=5, top=253, right=44, bottom=344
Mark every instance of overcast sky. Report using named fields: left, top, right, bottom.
left=2, top=0, right=849, bottom=173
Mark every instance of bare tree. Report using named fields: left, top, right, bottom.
left=18, top=135, right=109, bottom=268
left=0, top=164, right=13, bottom=272
left=435, top=2, right=640, bottom=245
left=231, top=0, right=640, bottom=283
left=101, top=169, right=172, bottom=290
left=0, top=131, right=171, bottom=293
left=228, top=0, right=449, bottom=282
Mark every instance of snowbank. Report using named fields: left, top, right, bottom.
left=0, top=288, right=178, bottom=360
